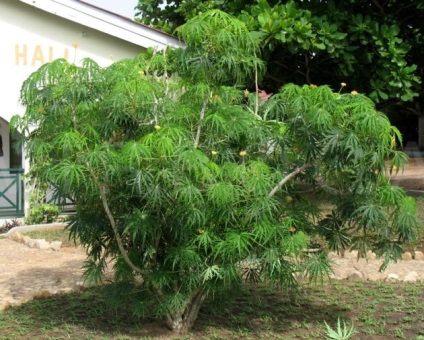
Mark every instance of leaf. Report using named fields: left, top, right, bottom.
left=177, top=146, right=210, bottom=176
left=281, top=231, right=309, bottom=256
left=374, top=240, right=404, bottom=271
left=301, top=253, right=333, bottom=284
left=174, top=180, right=203, bottom=205
left=53, top=130, right=87, bottom=154
left=194, top=230, right=216, bottom=253
left=207, top=182, right=240, bottom=207
left=354, top=203, right=387, bottom=230
left=389, top=151, right=408, bottom=174
left=202, top=265, right=223, bottom=282
left=165, top=245, right=202, bottom=271
left=379, top=185, right=406, bottom=206
left=260, top=248, right=297, bottom=286
left=121, top=140, right=152, bottom=168
left=51, top=161, right=88, bottom=192
left=217, top=230, right=255, bottom=259
left=318, top=211, right=351, bottom=252
left=155, top=136, right=175, bottom=157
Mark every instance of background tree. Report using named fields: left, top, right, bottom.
left=136, top=0, right=424, bottom=148
left=14, top=10, right=418, bottom=333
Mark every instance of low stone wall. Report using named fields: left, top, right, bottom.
left=0, top=222, right=67, bottom=237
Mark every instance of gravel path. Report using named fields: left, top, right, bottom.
left=0, top=238, right=88, bottom=310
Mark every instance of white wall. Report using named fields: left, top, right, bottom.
left=0, top=0, right=150, bottom=216
left=0, top=0, right=146, bottom=123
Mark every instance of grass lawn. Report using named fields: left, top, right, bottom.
left=0, top=281, right=424, bottom=339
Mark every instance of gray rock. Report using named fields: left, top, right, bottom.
left=35, top=290, right=53, bottom=299
left=33, top=239, right=51, bottom=250
left=347, top=270, right=363, bottom=281
left=401, top=252, right=413, bottom=261
left=386, top=273, right=400, bottom=281
left=404, top=271, right=418, bottom=283
left=0, top=300, right=12, bottom=311
left=414, top=251, right=424, bottom=260
left=344, top=250, right=358, bottom=259
left=50, top=241, right=62, bottom=251
left=366, top=250, right=377, bottom=260
left=367, top=272, right=385, bottom=281
left=327, top=251, right=340, bottom=259
left=8, top=231, right=24, bottom=243
left=27, top=239, right=36, bottom=248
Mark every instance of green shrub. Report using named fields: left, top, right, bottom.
left=25, top=203, right=60, bottom=224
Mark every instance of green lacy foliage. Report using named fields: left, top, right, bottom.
left=14, top=9, right=419, bottom=331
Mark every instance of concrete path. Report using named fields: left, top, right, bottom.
left=390, top=156, right=424, bottom=192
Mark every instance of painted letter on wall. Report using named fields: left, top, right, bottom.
left=15, top=44, right=27, bottom=66
left=15, top=44, right=69, bottom=66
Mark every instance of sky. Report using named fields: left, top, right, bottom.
left=84, top=0, right=139, bottom=18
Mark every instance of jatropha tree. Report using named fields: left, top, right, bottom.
left=13, top=11, right=418, bottom=333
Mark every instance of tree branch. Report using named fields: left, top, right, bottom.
left=98, top=184, right=144, bottom=275
left=268, top=163, right=311, bottom=198
left=194, top=92, right=209, bottom=148
left=254, top=51, right=259, bottom=116
left=71, top=102, right=77, bottom=129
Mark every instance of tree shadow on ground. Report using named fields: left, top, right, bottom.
left=2, top=258, right=86, bottom=297
left=193, top=283, right=348, bottom=338
left=1, top=278, right=348, bottom=339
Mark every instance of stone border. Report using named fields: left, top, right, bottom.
left=330, top=250, right=424, bottom=261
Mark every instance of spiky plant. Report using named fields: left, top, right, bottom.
left=324, top=317, right=357, bottom=340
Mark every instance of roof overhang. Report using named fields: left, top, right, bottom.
left=18, top=0, right=184, bottom=50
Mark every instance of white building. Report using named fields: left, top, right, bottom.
left=0, top=0, right=182, bottom=218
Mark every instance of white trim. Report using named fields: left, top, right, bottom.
left=18, top=0, right=184, bottom=50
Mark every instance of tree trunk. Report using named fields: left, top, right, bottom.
left=418, top=114, right=424, bottom=150
left=165, top=289, right=206, bottom=333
